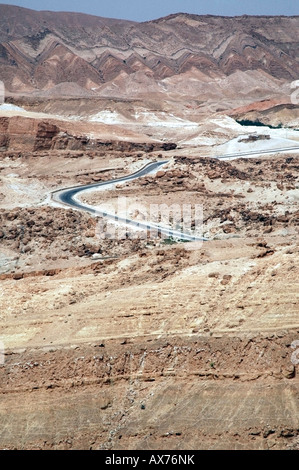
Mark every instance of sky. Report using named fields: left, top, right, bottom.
left=2, top=0, right=299, bottom=21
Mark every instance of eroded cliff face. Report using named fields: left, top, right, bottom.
left=0, top=116, right=59, bottom=151
left=1, top=332, right=298, bottom=450
left=0, top=115, right=177, bottom=152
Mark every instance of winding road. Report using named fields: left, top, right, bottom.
left=52, top=160, right=208, bottom=242
left=52, top=144, right=299, bottom=243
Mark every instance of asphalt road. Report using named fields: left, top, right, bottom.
left=52, top=145, right=299, bottom=243
left=215, top=145, right=299, bottom=159
left=52, top=160, right=208, bottom=242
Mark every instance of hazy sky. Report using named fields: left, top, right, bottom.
left=2, top=0, right=299, bottom=21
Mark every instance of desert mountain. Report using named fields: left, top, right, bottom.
left=1, top=4, right=299, bottom=452
left=0, top=4, right=298, bottom=102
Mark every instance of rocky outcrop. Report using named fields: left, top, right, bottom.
left=231, top=103, right=299, bottom=129
left=33, top=122, right=60, bottom=151
left=0, top=115, right=177, bottom=152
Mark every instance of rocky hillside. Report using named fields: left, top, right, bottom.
left=0, top=114, right=177, bottom=152
left=230, top=103, right=299, bottom=129
left=0, top=5, right=298, bottom=99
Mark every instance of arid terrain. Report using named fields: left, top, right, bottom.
left=0, top=5, right=299, bottom=451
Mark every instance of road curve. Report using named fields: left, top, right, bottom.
left=52, top=160, right=208, bottom=243
left=52, top=145, right=299, bottom=243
